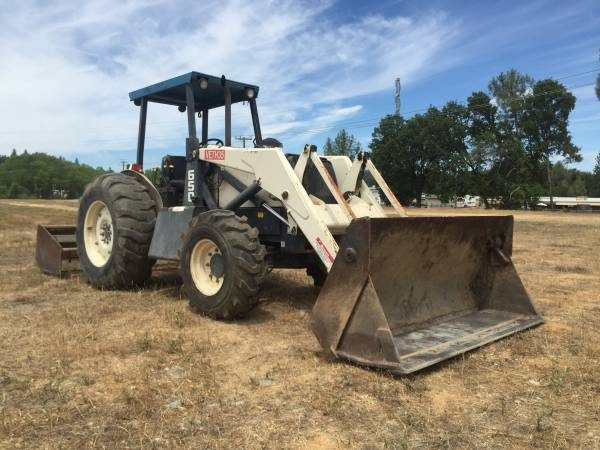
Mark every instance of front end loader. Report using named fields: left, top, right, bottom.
left=36, top=72, right=542, bottom=374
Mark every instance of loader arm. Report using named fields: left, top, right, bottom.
left=199, top=146, right=340, bottom=270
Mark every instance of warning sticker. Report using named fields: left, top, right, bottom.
left=315, top=237, right=335, bottom=264
left=204, top=149, right=226, bottom=160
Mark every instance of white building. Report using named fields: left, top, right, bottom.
left=537, top=196, right=600, bottom=210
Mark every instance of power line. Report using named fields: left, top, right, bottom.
left=552, top=67, right=600, bottom=81
left=0, top=65, right=597, bottom=140
left=235, top=135, right=254, bottom=148
left=9, top=78, right=593, bottom=151
left=1, top=69, right=597, bottom=153
left=272, top=81, right=597, bottom=140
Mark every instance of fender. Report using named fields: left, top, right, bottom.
left=122, top=169, right=163, bottom=211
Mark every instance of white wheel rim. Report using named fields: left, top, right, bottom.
left=84, top=200, right=113, bottom=267
left=190, top=238, right=225, bottom=296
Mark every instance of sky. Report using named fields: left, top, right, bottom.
left=0, top=0, right=599, bottom=171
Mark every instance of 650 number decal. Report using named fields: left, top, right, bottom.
left=186, top=170, right=195, bottom=203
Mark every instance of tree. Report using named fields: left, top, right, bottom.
left=521, top=79, right=580, bottom=207
left=488, top=69, right=534, bottom=134
left=589, top=152, right=600, bottom=196
left=369, top=115, right=413, bottom=202
left=144, top=167, right=161, bottom=186
left=11, top=149, right=17, bottom=157
left=552, top=162, right=587, bottom=196
left=463, top=91, right=499, bottom=206
left=6, top=182, right=27, bottom=198
left=0, top=152, right=108, bottom=199
left=323, top=129, right=362, bottom=159
left=428, top=102, right=469, bottom=201
left=367, top=69, right=588, bottom=209
left=370, top=106, right=468, bottom=206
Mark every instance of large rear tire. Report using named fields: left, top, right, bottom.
left=307, top=264, right=327, bottom=288
left=180, top=210, right=266, bottom=319
left=76, top=173, right=157, bottom=288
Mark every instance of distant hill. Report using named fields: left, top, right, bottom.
left=0, top=151, right=109, bottom=199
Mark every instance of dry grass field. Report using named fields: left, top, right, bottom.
left=0, top=200, right=599, bottom=449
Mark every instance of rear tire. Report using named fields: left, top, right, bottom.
left=76, top=173, right=157, bottom=288
left=181, top=210, right=266, bottom=319
left=307, top=264, right=327, bottom=288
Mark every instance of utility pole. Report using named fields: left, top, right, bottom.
left=395, top=78, right=401, bottom=115
left=120, top=159, right=127, bottom=171
left=235, top=135, right=253, bottom=148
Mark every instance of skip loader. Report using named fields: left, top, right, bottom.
left=36, top=72, right=542, bottom=374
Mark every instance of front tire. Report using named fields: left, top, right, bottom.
left=76, top=173, right=157, bottom=288
left=181, top=210, right=266, bottom=319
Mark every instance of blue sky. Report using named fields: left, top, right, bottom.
left=1, top=0, right=598, bottom=170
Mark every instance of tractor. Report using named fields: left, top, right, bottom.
left=36, top=72, right=542, bottom=374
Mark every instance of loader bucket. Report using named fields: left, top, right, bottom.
left=311, top=216, right=543, bottom=374
left=35, top=225, right=78, bottom=276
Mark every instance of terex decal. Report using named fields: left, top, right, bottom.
left=204, top=149, right=226, bottom=160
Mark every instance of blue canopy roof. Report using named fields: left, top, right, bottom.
left=128, top=72, right=260, bottom=110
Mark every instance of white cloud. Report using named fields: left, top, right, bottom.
left=0, top=0, right=460, bottom=165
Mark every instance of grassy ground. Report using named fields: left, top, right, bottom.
left=0, top=200, right=599, bottom=449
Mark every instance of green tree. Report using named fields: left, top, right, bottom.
left=551, top=162, right=587, bottom=196
left=463, top=91, right=499, bottom=206
left=371, top=106, right=467, bottom=207
left=369, top=115, right=413, bottom=203
left=427, top=102, right=469, bottom=201
left=488, top=69, right=534, bottom=134
left=521, top=79, right=580, bottom=207
left=323, top=129, right=362, bottom=159
left=0, top=152, right=108, bottom=199
left=6, top=182, right=28, bottom=198
left=144, top=167, right=161, bottom=186
left=368, top=69, right=585, bottom=209
left=589, top=152, right=600, bottom=196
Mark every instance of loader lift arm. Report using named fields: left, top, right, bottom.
left=198, top=145, right=340, bottom=270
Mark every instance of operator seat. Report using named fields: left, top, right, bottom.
left=159, top=155, right=187, bottom=206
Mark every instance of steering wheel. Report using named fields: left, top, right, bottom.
left=254, top=137, right=283, bottom=148
left=204, top=138, right=224, bottom=147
